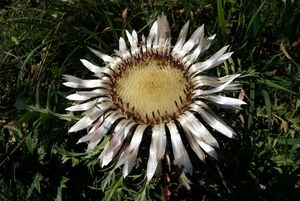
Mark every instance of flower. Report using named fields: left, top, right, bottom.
left=63, top=14, right=246, bottom=181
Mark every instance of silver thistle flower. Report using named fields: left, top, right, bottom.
left=63, top=14, right=246, bottom=181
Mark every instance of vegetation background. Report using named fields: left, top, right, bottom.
left=0, top=0, right=299, bottom=200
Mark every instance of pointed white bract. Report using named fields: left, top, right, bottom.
left=172, top=21, right=190, bottom=56
left=64, top=14, right=245, bottom=182
left=115, top=124, right=147, bottom=177
left=147, top=20, right=158, bottom=51
left=146, top=124, right=167, bottom=180
left=167, top=121, right=193, bottom=174
left=99, top=120, right=136, bottom=166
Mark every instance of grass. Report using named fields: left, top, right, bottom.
left=0, top=0, right=299, bottom=200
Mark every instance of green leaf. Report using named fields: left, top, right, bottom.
left=258, top=79, right=297, bottom=95
left=37, top=146, right=46, bottom=162
left=17, top=42, right=47, bottom=88
left=278, top=138, right=300, bottom=145
left=246, top=0, right=266, bottom=35
left=101, top=170, right=116, bottom=191
left=217, top=0, right=227, bottom=38
left=25, top=132, right=38, bottom=154
left=11, top=36, right=19, bottom=45
left=102, top=175, right=123, bottom=201
left=26, top=172, right=43, bottom=199
left=134, top=182, right=152, bottom=201
left=247, top=81, right=255, bottom=129
left=134, top=187, right=148, bottom=201
left=262, top=89, right=272, bottom=129
left=55, top=176, right=69, bottom=201
left=71, top=157, right=80, bottom=167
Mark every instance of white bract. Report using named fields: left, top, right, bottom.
left=64, top=14, right=246, bottom=181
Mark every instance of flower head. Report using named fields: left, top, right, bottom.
left=64, top=14, right=246, bottom=180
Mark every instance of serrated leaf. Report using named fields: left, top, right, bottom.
left=134, top=182, right=152, bottom=201
left=134, top=188, right=148, bottom=201
left=71, top=157, right=80, bottom=167
left=26, top=172, right=43, bottom=199
left=101, top=170, right=115, bottom=191
left=37, top=146, right=46, bottom=162
left=25, top=132, right=38, bottom=154
left=102, top=175, right=123, bottom=201
left=55, top=176, right=69, bottom=201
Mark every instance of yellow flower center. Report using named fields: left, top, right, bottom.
left=113, top=55, right=191, bottom=123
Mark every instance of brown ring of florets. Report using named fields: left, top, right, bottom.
left=108, top=52, right=194, bottom=125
